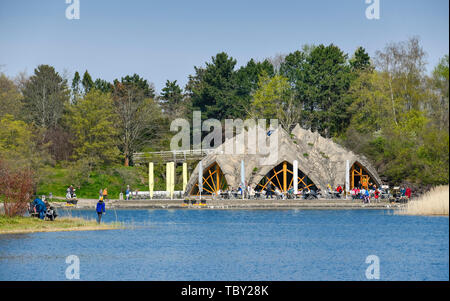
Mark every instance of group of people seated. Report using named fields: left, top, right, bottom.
left=66, top=185, right=77, bottom=199
left=213, top=181, right=411, bottom=203
left=29, top=196, right=58, bottom=220
left=217, top=183, right=321, bottom=200
left=350, top=183, right=382, bottom=203
left=218, top=184, right=258, bottom=199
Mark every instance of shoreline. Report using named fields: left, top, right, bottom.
left=50, top=198, right=405, bottom=210
left=0, top=216, right=121, bottom=235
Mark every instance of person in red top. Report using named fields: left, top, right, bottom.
left=374, top=188, right=380, bottom=200
left=336, top=185, right=343, bottom=198
left=405, top=187, right=412, bottom=199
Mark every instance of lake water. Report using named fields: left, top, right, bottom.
left=0, top=209, right=448, bottom=281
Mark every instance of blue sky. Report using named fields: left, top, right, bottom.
left=0, top=0, right=448, bottom=92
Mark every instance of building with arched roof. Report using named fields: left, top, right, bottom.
left=186, top=124, right=382, bottom=196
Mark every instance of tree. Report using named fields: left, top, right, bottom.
left=71, top=71, right=82, bottom=103
left=0, top=114, right=35, bottom=165
left=82, top=70, right=94, bottom=94
left=342, top=38, right=449, bottom=187
left=0, top=159, right=34, bottom=217
left=280, top=44, right=353, bottom=136
left=374, top=37, right=427, bottom=120
left=118, top=73, right=155, bottom=98
left=350, top=47, right=372, bottom=72
left=0, top=73, right=23, bottom=119
left=94, top=78, right=114, bottom=94
left=188, top=52, right=244, bottom=120
left=112, top=75, right=163, bottom=166
left=160, top=80, right=184, bottom=118
left=66, top=90, right=120, bottom=166
left=428, top=55, right=449, bottom=131
left=22, top=65, right=70, bottom=130
left=251, top=73, right=301, bottom=131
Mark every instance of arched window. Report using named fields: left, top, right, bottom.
left=350, top=162, right=376, bottom=189
left=190, top=162, right=228, bottom=195
left=256, top=161, right=317, bottom=192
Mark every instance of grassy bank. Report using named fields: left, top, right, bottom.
left=36, top=163, right=186, bottom=199
left=36, top=165, right=151, bottom=199
left=397, top=185, right=449, bottom=216
left=0, top=215, right=122, bottom=234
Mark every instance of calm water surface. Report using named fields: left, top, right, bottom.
left=0, top=209, right=448, bottom=281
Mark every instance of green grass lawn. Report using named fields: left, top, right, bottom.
left=36, top=165, right=149, bottom=199
left=36, top=164, right=178, bottom=199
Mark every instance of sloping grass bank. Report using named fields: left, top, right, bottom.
left=0, top=215, right=122, bottom=234
left=396, top=185, right=449, bottom=216
left=36, top=165, right=151, bottom=199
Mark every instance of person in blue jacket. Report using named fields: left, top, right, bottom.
left=33, top=198, right=46, bottom=220
left=96, top=197, right=106, bottom=223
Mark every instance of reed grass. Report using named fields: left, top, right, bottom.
left=0, top=215, right=122, bottom=234
left=397, top=185, right=449, bottom=216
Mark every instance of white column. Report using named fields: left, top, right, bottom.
left=345, top=160, right=350, bottom=199
left=241, top=160, right=245, bottom=200
left=182, top=162, right=187, bottom=194
left=149, top=162, right=154, bottom=199
left=293, top=160, right=298, bottom=195
left=170, top=162, right=175, bottom=200
left=198, top=161, right=203, bottom=198
left=166, top=162, right=171, bottom=199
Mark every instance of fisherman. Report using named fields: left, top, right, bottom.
left=96, top=196, right=106, bottom=223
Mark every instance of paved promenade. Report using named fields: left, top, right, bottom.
left=50, top=197, right=404, bottom=210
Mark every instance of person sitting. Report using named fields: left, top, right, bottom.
left=275, top=187, right=283, bottom=199
left=364, top=189, right=370, bottom=203
left=336, top=185, right=343, bottom=198
left=248, top=186, right=255, bottom=199
left=69, top=185, right=75, bottom=198
left=266, top=183, right=274, bottom=199
left=287, top=187, right=294, bottom=199
left=405, top=187, right=412, bottom=199
left=308, top=189, right=318, bottom=200
left=32, top=197, right=46, bottom=220
left=374, top=188, right=380, bottom=202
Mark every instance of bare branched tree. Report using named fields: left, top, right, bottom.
left=0, top=160, right=34, bottom=217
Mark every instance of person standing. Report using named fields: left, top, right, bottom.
left=102, top=188, right=108, bottom=202
left=96, top=197, right=106, bottom=223
left=69, top=185, right=74, bottom=198
left=405, top=187, right=412, bottom=199
left=125, top=185, right=131, bottom=200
